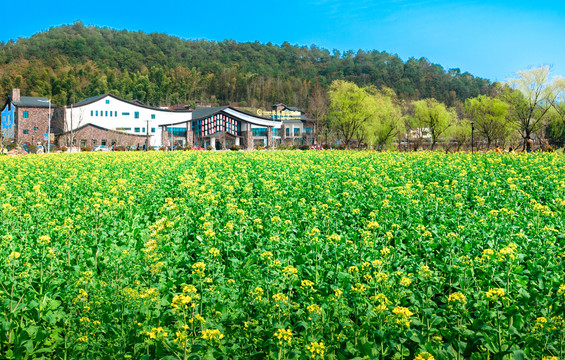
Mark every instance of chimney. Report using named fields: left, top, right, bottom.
left=11, top=88, right=20, bottom=102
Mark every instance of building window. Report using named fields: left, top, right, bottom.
left=105, top=111, right=108, bottom=117
left=294, top=128, right=300, bottom=136
left=96, top=111, right=98, bottom=116
left=142, top=128, right=145, bottom=133
left=72, top=139, right=77, bottom=145
left=305, top=128, right=313, bottom=134
left=105, top=99, right=110, bottom=104
left=122, top=112, right=130, bottom=116
left=151, top=114, right=155, bottom=119
left=286, top=128, right=290, bottom=137
left=115, top=111, right=117, bottom=117
left=80, top=140, right=87, bottom=148
left=110, top=111, right=113, bottom=117
left=101, top=140, right=107, bottom=146
left=135, top=128, right=140, bottom=133
left=23, top=130, right=29, bottom=134
left=92, top=139, right=97, bottom=146
left=252, top=128, right=267, bottom=137
left=34, top=127, right=38, bottom=131
left=111, top=140, right=116, bottom=146
left=91, top=110, right=93, bottom=116
left=151, top=128, right=155, bottom=133
left=134, top=112, right=139, bottom=119
left=23, top=111, right=29, bottom=118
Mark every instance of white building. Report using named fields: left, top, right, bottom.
left=64, top=94, right=192, bottom=147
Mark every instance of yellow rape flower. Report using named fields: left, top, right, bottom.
left=273, top=328, right=292, bottom=346
left=201, top=329, right=224, bottom=341
left=414, top=352, right=436, bottom=360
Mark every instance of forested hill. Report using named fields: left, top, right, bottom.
left=0, top=21, right=494, bottom=109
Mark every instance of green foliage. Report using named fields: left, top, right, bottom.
left=465, top=95, right=511, bottom=148
left=328, top=80, right=376, bottom=146
left=411, top=99, right=457, bottom=149
left=0, top=23, right=493, bottom=109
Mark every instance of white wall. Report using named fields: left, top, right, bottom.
left=65, top=95, right=192, bottom=146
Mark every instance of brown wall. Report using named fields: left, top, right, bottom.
left=15, top=106, right=54, bottom=146
left=56, top=125, right=148, bottom=148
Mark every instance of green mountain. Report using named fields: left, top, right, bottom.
left=0, top=21, right=494, bottom=109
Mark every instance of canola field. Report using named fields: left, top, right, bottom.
left=0, top=151, right=564, bottom=360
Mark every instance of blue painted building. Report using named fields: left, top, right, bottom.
left=0, top=100, right=15, bottom=139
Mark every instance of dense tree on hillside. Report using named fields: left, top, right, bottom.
left=0, top=22, right=493, bottom=109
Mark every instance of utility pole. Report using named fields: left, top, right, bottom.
left=146, top=120, right=150, bottom=151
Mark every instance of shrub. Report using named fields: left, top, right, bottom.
left=206, top=145, right=213, bottom=151
left=60, top=146, right=68, bottom=152
left=256, top=146, right=264, bottom=151
left=27, top=144, right=38, bottom=154
left=230, top=145, right=241, bottom=151
left=322, top=143, right=331, bottom=150
left=6, top=143, right=17, bottom=151
left=299, top=144, right=310, bottom=150
left=81, top=146, right=93, bottom=152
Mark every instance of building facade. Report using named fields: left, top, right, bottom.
left=62, top=94, right=192, bottom=147
left=161, top=106, right=281, bottom=150
left=1, top=89, right=58, bottom=146
left=259, top=104, right=315, bottom=146
left=56, top=123, right=148, bottom=148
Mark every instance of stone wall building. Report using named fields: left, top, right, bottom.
left=1, top=89, right=60, bottom=146
left=56, top=123, right=148, bottom=148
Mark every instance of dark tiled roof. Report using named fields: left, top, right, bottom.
left=73, top=93, right=191, bottom=113
left=75, top=94, right=106, bottom=106
left=190, top=106, right=229, bottom=120
left=286, top=106, right=302, bottom=112
left=13, top=96, right=51, bottom=108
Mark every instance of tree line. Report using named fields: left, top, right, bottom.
left=316, top=66, right=565, bottom=151
left=0, top=22, right=492, bottom=110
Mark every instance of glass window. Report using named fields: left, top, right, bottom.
left=96, top=111, right=98, bottom=116
left=34, top=126, right=38, bottom=131
left=110, top=111, right=113, bottom=117
left=135, top=128, right=140, bottom=133
left=92, top=139, right=97, bottom=146
left=142, top=128, right=145, bottom=133
left=134, top=112, right=139, bottom=119
left=105, top=99, right=110, bottom=104
left=105, top=111, right=108, bottom=117
left=122, top=112, right=129, bottom=116
left=101, top=140, right=107, bottom=146
left=305, top=128, right=313, bottom=134
left=80, top=140, right=87, bottom=147
left=23, top=130, right=29, bottom=134
left=91, top=110, right=93, bottom=116
left=151, top=128, right=155, bottom=133
left=294, top=128, right=300, bottom=136
left=23, top=111, right=29, bottom=118
left=115, top=111, right=117, bottom=117
left=286, top=128, right=290, bottom=136
left=252, top=128, right=267, bottom=137
left=151, top=114, right=155, bottom=119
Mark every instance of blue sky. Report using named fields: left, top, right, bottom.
left=1, top=0, right=564, bottom=82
